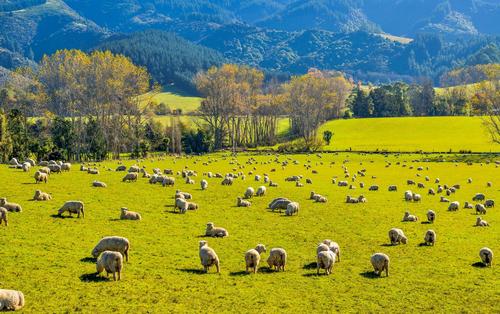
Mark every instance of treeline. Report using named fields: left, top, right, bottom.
left=440, top=63, right=500, bottom=87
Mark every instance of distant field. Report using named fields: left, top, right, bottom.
left=141, top=91, right=202, bottom=114
left=317, top=117, right=496, bottom=152
left=376, top=33, right=413, bottom=44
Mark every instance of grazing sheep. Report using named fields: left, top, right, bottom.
left=418, top=183, right=425, bottom=188
left=467, top=178, right=472, bottom=184
left=92, top=236, right=130, bottom=261
left=256, top=186, right=266, bottom=197
left=475, top=217, right=489, bottom=227
left=487, top=182, right=492, bottom=187
left=404, top=190, right=413, bottom=201
left=473, top=193, right=485, bottom=201
left=0, top=198, right=22, bottom=212
left=57, top=201, right=84, bottom=218
left=317, top=250, right=336, bottom=275
left=437, top=186, right=444, bottom=193
left=428, top=188, right=435, bottom=195
left=205, top=222, right=228, bottom=237
left=320, top=240, right=341, bottom=262
left=175, top=190, right=192, bottom=200
left=96, top=251, right=123, bottom=281
left=254, top=175, right=261, bottom=182
left=369, top=185, right=379, bottom=191
left=464, top=201, right=473, bottom=209
left=237, top=197, right=251, bottom=207
left=22, top=162, right=31, bottom=172
left=162, top=177, right=175, bottom=187
left=346, top=196, right=359, bottom=204
left=407, top=180, right=416, bottom=185
left=0, top=207, right=8, bottom=226
left=116, top=165, right=126, bottom=171
left=424, top=230, right=436, bottom=246
left=267, top=248, right=287, bottom=271
left=440, top=196, right=450, bottom=203
left=315, top=196, right=327, bottom=203
left=48, top=164, right=61, bottom=173
left=427, top=210, right=436, bottom=223
left=338, top=181, right=348, bottom=187
left=475, top=204, right=487, bottom=215
left=33, top=190, right=51, bottom=201
left=0, top=289, right=25, bottom=311
left=402, top=211, right=418, bottom=222
left=185, top=177, right=195, bottom=184
left=92, top=180, right=107, bottom=188
left=61, top=163, right=71, bottom=171
left=221, top=177, right=233, bottom=186
left=245, top=244, right=266, bottom=273
left=25, top=158, right=35, bottom=167
left=269, top=198, right=291, bottom=212
left=306, top=178, right=312, bottom=184
left=34, top=171, right=48, bottom=183
left=175, top=198, right=188, bottom=214
left=295, top=181, right=304, bottom=187
left=199, top=241, right=220, bottom=273
left=389, top=228, right=407, bottom=245
left=412, top=193, right=422, bottom=202
left=87, top=168, right=99, bottom=175
left=187, top=202, right=198, bottom=210
left=285, top=202, right=299, bottom=216
left=269, top=181, right=278, bottom=187
left=122, top=173, right=138, bottom=182
left=479, top=247, right=493, bottom=266
left=448, top=201, right=460, bottom=211
left=128, top=165, right=140, bottom=173
left=484, top=199, right=495, bottom=208
left=201, top=179, right=208, bottom=190
left=244, top=187, right=255, bottom=199
left=388, top=185, right=397, bottom=192
left=370, top=253, right=389, bottom=277
left=120, top=207, right=141, bottom=220
left=435, top=178, right=440, bottom=183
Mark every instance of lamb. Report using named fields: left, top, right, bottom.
left=245, top=244, right=266, bottom=273
left=285, top=202, right=299, bottom=216
left=34, top=171, right=48, bottom=183
left=122, top=173, right=138, bottom=182
left=370, top=253, right=389, bottom=277
left=96, top=251, right=123, bottom=281
left=402, top=211, right=418, bottom=222
left=484, top=199, right=495, bottom=208
left=162, top=176, right=175, bottom=187
left=448, top=201, right=460, bottom=211
left=256, top=186, right=266, bottom=197
left=92, top=180, right=107, bottom=188
left=92, top=236, right=130, bottom=261
left=33, top=190, right=51, bottom=201
left=267, top=248, right=287, bottom=271
left=61, top=163, right=71, bottom=171
left=244, top=187, right=255, bottom=199
left=0, top=198, right=22, bottom=213
left=0, top=207, right=8, bottom=226
left=424, top=230, right=436, bottom=246
left=369, top=185, right=379, bottom=191
left=57, top=201, right=84, bottom=218
left=317, top=250, right=336, bottom=275
left=205, top=222, right=229, bottom=237
left=237, top=197, right=251, bottom=207
left=120, top=207, right=141, bottom=220
left=388, top=185, right=397, bottom=192
left=472, top=193, right=485, bottom=201
left=479, top=247, right=493, bottom=266
left=310, top=191, right=321, bottom=200
left=269, top=198, right=291, bottom=212
left=80, top=165, right=88, bottom=171
left=0, top=289, right=25, bottom=311
left=199, top=241, right=220, bottom=273
left=175, top=198, right=188, bottom=214
left=389, top=228, right=407, bottom=245
left=187, top=202, right=198, bottom=210
left=201, top=179, right=208, bottom=190
left=427, top=210, right=436, bottom=223
left=475, top=204, right=487, bottom=215
left=475, top=217, right=489, bottom=227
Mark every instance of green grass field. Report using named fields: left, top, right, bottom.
left=141, top=91, right=202, bottom=114
left=0, top=152, right=498, bottom=312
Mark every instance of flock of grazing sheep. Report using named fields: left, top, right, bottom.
left=0, top=154, right=497, bottom=311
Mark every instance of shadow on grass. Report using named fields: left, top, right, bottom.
left=471, top=262, right=487, bottom=268
left=418, top=242, right=431, bottom=247
left=380, top=243, right=394, bottom=247
left=50, top=214, right=74, bottom=219
left=21, top=182, right=37, bottom=185
left=360, top=271, right=381, bottom=279
left=166, top=210, right=183, bottom=214
left=108, top=218, right=121, bottom=221
left=421, top=221, right=432, bottom=225
left=303, top=262, right=317, bottom=270
left=79, top=273, right=109, bottom=282
left=229, top=270, right=250, bottom=276
left=80, top=257, right=97, bottom=263
left=177, top=268, right=206, bottom=275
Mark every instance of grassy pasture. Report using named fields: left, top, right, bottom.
left=0, top=152, right=498, bottom=313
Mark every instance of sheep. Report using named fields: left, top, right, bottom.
left=38, top=161, right=49, bottom=167
left=61, top=163, right=71, bottom=171
left=346, top=196, right=359, bottom=204
left=162, top=176, right=175, bottom=187
left=0, top=207, right=8, bottom=226
left=237, top=197, right=251, bottom=207
left=22, top=162, right=31, bottom=172
left=269, top=198, right=291, bottom=212
left=388, top=185, right=397, bottom=192
left=175, top=198, right=188, bottom=214
left=295, top=181, right=304, bottom=187
left=479, top=247, right=493, bottom=266
left=315, top=196, right=328, bottom=203
left=427, top=210, right=436, bottom=223
left=205, top=222, right=228, bottom=238
left=267, top=248, right=287, bottom=271
left=412, top=193, right=422, bottom=202
left=475, top=217, right=489, bottom=227
left=472, top=193, right=485, bottom=201
left=437, top=186, right=444, bottom=193
left=187, top=202, right=198, bottom=210
left=417, top=183, right=425, bottom=188
left=48, top=164, right=61, bottom=173
left=57, top=201, right=84, bottom=218
left=33, top=190, right=51, bottom=201
left=92, top=180, right=107, bottom=188
left=221, top=177, right=233, bottom=186
left=116, top=165, right=126, bottom=171
left=448, top=201, right=460, bottom=211
left=87, top=168, right=99, bottom=175
left=128, top=165, right=140, bottom=173
left=475, top=204, right=487, bottom=215
left=370, top=253, right=389, bottom=277
left=120, top=207, right=141, bottom=220
left=285, top=202, right=299, bottom=216
left=244, top=187, right=255, bottom=199
left=402, top=211, right=418, bottom=222
left=407, top=180, right=416, bottom=185
left=306, top=178, right=312, bottom=184
left=487, top=182, right=492, bottom=187
left=96, top=251, right=123, bottom=281
left=424, top=230, right=436, bottom=246
left=320, top=240, right=341, bottom=262
left=25, top=158, right=35, bottom=167
left=256, top=186, right=266, bottom=197
left=0, top=289, right=25, bottom=311
left=389, top=228, right=407, bottom=245
left=175, top=190, right=192, bottom=200
left=484, top=199, right=495, bottom=208
left=185, top=177, right=195, bottom=184
left=404, top=190, right=413, bottom=201
left=245, top=244, right=266, bottom=273
left=80, top=165, right=88, bottom=171
left=467, top=178, right=472, bottom=184
left=199, top=241, right=220, bottom=273
left=122, top=173, right=138, bottom=182
left=435, top=178, right=440, bottom=183
left=34, top=171, right=48, bottom=184
left=317, top=250, right=336, bottom=275
left=92, top=236, right=130, bottom=261
left=201, top=179, right=208, bottom=190
left=338, top=181, right=348, bottom=187
left=254, top=175, right=261, bottom=182
left=440, top=196, right=450, bottom=203
left=369, top=185, right=379, bottom=191
left=310, top=191, right=321, bottom=200
left=428, top=188, right=435, bottom=195
left=269, top=181, right=278, bottom=187
left=0, top=198, right=22, bottom=213
left=464, top=201, right=473, bottom=209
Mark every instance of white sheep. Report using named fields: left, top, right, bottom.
left=402, top=211, right=418, bottom=222
left=57, top=201, right=84, bottom=218
left=199, top=240, right=220, bottom=273
left=187, top=202, right=198, bottom=210
left=34, top=171, right=48, bottom=183
left=267, top=248, right=287, bottom=271
left=0, top=289, right=24, bottom=311
left=237, top=197, right=251, bottom=207
left=412, top=193, right=422, bottom=202
left=317, top=250, right=336, bottom=275
left=39, top=166, right=51, bottom=175
left=479, top=247, right=493, bottom=266
left=33, top=190, right=51, bottom=201
left=370, top=253, right=389, bottom=277
left=162, top=176, right=175, bottom=187
left=22, top=162, right=31, bottom=172
left=245, top=244, right=266, bottom=273
left=96, top=251, right=123, bottom=281
left=61, top=163, right=71, bottom=171
left=92, top=180, right=107, bottom=188
left=122, top=173, right=138, bottom=182
left=484, top=199, right=495, bottom=208
left=285, top=202, right=299, bottom=216
left=92, top=236, right=130, bottom=261
left=221, top=176, right=233, bottom=185
left=244, top=187, right=255, bottom=199
left=256, top=186, right=266, bottom=197
left=320, top=239, right=341, bottom=262
left=475, top=204, right=487, bottom=215
left=175, top=190, right=192, bottom=200
left=205, top=222, right=228, bottom=237
left=388, top=185, right=397, bottom=192
left=201, top=179, right=208, bottom=190
left=472, top=193, right=485, bottom=201
left=404, top=190, right=413, bottom=201
left=0, top=198, right=22, bottom=212
left=0, top=207, right=8, bottom=226
left=424, top=230, right=436, bottom=246
left=427, top=210, right=436, bottom=223
left=428, top=188, right=435, bottom=195
left=269, top=198, right=291, bottom=212
left=464, top=201, right=473, bottom=209
left=120, top=207, right=141, bottom=220
left=475, top=217, right=489, bottom=227
left=448, top=201, right=460, bottom=211
left=175, top=198, right=188, bottom=214
left=389, top=228, right=407, bottom=245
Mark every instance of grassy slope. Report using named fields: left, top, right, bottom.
left=0, top=153, right=498, bottom=312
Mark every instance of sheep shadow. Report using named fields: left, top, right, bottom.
left=303, top=262, right=317, bottom=270
left=108, top=218, right=121, bottom=222
left=229, top=271, right=250, bottom=277
left=421, top=221, right=432, bottom=225
left=166, top=210, right=182, bottom=215
left=79, top=273, right=109, bottom=283
left=380, top=243, right=394, bottom=247
left=50, top=214, right=74, bottom=219
left=177, top=268, right=206, bottom=275
left=80, top=257, right=97, bottom=263
left=21, top=182, right=37, bottom=185
left=255, top=267, right=275, bottom=274
left=418, top=243, right=431, bottom=247
left=359, top=271, right=380, bottom=279
left=471, top=262, right=487, bottom=268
